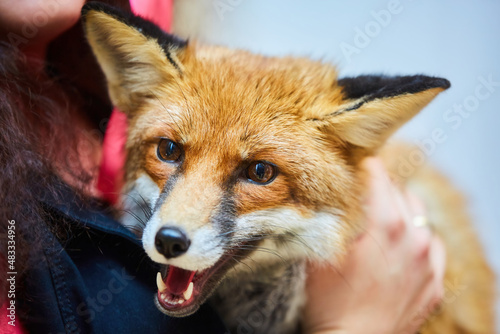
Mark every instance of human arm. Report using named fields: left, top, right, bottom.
left=303, top=158, right=446, bottom=334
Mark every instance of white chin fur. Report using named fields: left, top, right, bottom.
left=232, top=208, right=344, bottom=267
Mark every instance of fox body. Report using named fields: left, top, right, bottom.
left=82, top=3, right=495, bottom=333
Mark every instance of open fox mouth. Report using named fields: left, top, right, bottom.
left=154, top=255, right=232, bottom=317
left=153, top=240, right=260, bottom=317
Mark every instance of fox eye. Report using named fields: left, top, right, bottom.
left=246, top=161, right=277, bottom=185
left=157, top=139, right=182, bottom=162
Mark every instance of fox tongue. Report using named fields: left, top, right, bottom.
left=165, top=266, right=196, bottom=295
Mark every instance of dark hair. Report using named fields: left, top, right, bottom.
left=0, top=41, right=95, bottom=302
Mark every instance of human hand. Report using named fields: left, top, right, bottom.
left=303, top=158, right=446, bottom=334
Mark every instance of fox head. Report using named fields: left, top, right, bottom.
left=82, top=3, right=449, bottom=317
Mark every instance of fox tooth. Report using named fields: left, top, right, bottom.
left=156, top=272, right=167, bottom=292
left=183, top=282, right=194, bottom=300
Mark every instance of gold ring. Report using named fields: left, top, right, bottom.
left=413, top=215, right=429, bottom=228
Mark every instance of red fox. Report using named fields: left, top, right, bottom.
left=81, top=3, right=495, bottom=333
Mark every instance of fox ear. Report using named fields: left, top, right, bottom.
left=81, top=2, right=188, bottom=114
left=313, top=75, right=450, bottom=151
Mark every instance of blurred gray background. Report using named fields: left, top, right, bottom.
left=172, top=0, right=500, bottom=327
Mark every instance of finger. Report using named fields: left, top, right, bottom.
left=404, top=191, right=434, bottom=261
left=385, top=185, right=414, bottom=241
left=391, top=186, right=413, bottom=225
left=410, top=236, right=446, bottom=323
left=405, top=190, right=426, bottom=216
left=398, top=237, right=445, bottom=334
left=430, top=236, right=446, bottom=293
left=362, top=157, right=402, bottom=232
left=401, top=280, right=441, bottom=333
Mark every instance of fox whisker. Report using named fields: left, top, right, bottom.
left=228, top=257, right=254, bottom=273
left=121, top=192, right=152, bottom=223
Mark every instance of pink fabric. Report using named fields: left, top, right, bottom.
left=97, top=0, right=174, bottom=204
left=0, top=303, right=23, bottom=334
left=130, top=0, right=173, bottom=31
left=96, top=109, right=128, bottom=204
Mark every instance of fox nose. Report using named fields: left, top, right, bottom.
left=154, top=227, right=191, bottom=259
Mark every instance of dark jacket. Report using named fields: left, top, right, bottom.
left=18, top=185, right=227, bottom=334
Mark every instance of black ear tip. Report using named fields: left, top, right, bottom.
left=81, top=2, right=115, bottom=18
left=420, top=76, right=451, bottom=90
left=402, top=75, right=451, bottom=91
left=81, top=2, right=98, bottom=16
left=338, top=74, right=451, bottom=101
left=80, top=3, right=90, bottom=17
left=434, top=77, right=451, bottom=90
